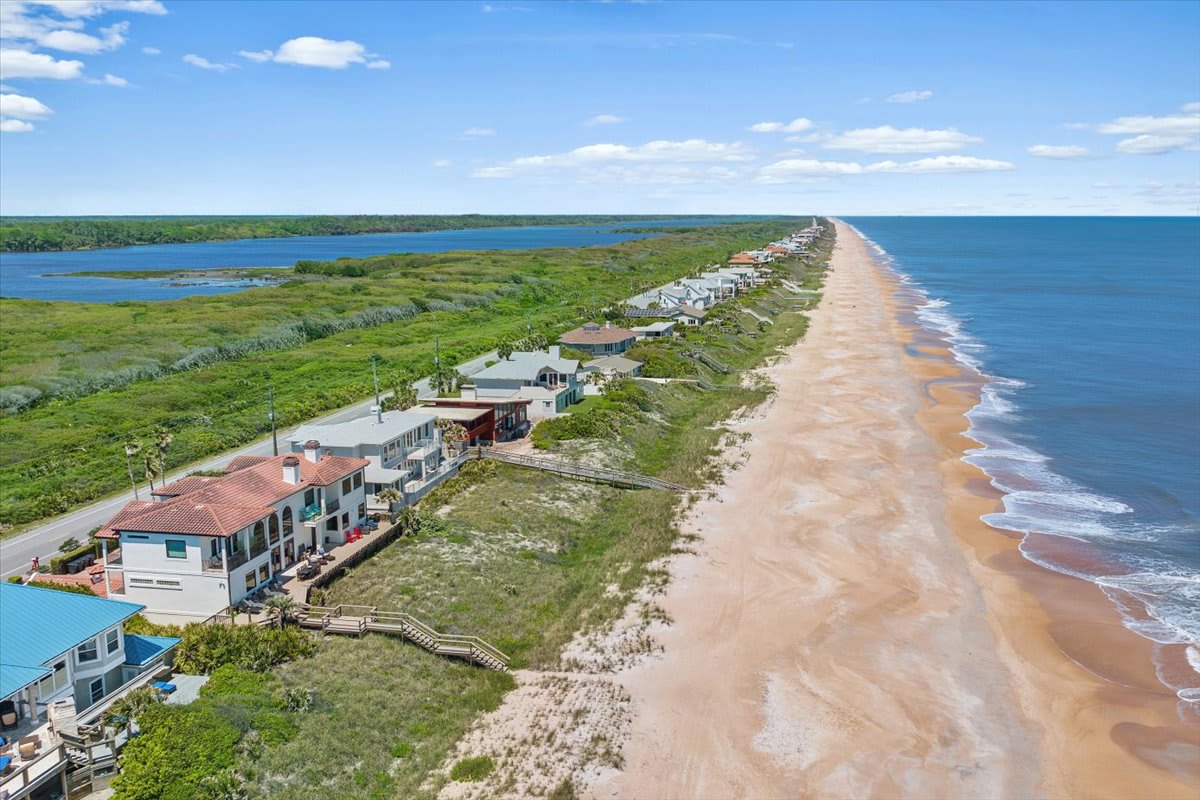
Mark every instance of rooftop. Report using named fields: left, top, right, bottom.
left=409, top=405, right=491, bottom=423
left=471, top=350, right=579, bottom=381
left=289, top=410, right=436, bottom=449
left=104, top=452, right=368, bottom=539
left=672, top=304, right=708, bottom=319
left=559, top=322, right=637, bottom=345
left=583, top=355, right=644, bottom=373
left=123, top=634, right=183, bottom=667
left=0, top=583, right=145, bottom=697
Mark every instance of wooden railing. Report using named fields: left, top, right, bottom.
left=298, top=604, right=510, bottom=670
left=0, top=742, right=67, bottom=794
left=477, top=448, right=687, bottom=492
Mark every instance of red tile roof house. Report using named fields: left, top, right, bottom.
left=558, top=321, right=638, bottom=356
left=94, top=442, right=368, bottom=621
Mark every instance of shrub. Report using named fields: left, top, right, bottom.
left=391, top=742, right=413, bottom=758
left=449, top=755, right=495, bottom=782
left=28, top=580, right=97, bottom=596
left=48, top=539, right=99, bottom=574
left=111, top=703, right=241, bottom=800
left=174, top=623, right=317, bottom=674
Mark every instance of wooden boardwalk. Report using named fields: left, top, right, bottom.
left=478, top=448, right=687, bottom=492
left=297, top=604, right=510, bottom=670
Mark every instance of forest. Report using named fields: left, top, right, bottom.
left=0, top=214, right=699, bottom=252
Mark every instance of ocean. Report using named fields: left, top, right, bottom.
left=0, top=218, right=734, bottom=303
left=846, top=217, right=1200, bottom=705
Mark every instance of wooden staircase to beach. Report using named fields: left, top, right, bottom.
left=297, top=604, right=510, bottom=670
left=477, top=448, right=687, bottom=492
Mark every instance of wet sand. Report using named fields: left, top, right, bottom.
left=596, top=220, right=1199, bottom=799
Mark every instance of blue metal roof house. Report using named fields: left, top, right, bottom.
left=0, top=583, right=180, bottom=799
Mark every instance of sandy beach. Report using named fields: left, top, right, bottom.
left=590, top=221, right=1200, bottom=799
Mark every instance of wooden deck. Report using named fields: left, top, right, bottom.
left=296, top=604, right=509, bottom=670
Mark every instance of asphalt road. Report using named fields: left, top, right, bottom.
left=0, top=350, right=497, bottom=579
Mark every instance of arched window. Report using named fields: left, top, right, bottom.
left=268, top=513, right=280, bottom=544
left=251, top=520, right=266, bottom=554
left=282, top=507, right=293, bottom=538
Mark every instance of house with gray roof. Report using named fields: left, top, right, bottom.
left=461, top=347, right=583, bottom=419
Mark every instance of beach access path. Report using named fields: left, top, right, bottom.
left=0, top=350, right=497, bottom=579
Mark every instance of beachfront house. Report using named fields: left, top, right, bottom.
left=411, top=397, right=531, bottom=445
left=558, top=322, right=638, bottom=356
left=289, top=410, right=450, bottom=511
left=670, top=305, right=709, bottom=326
left=0, top=583, right=180, bottom=799
left=461, top=348, right=583, bottom=419
left=581, top=355, right=644, bottom=379
left=96, top=447, right=368, bottom=620
left=631, top=320, right=676, bottom=339
left=700, top=271, right=739, bottom=299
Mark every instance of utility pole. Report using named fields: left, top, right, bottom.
left=371, top=354, right=383, bottom=423
left=267, top=385, right=278, bottom=456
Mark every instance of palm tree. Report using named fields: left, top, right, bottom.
left=152, top=425, right=173, bottom=489
left=436, top=419, right=468, bottom=457
left=263, top=594, right=299, bottom=630
left=143, top=452, right=160, bottom=490
left=123, top=437, right=142, bottom=500
left=376, top=487, right=402, bottom=510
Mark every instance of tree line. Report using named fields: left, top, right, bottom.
left=0, top=214, right=688, bottom=252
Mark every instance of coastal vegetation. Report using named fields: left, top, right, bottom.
left=0, top=221, right=796, bottom=529
left=0, top=214, right=703, bottom=252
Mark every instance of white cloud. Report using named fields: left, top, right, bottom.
left=366, top=59, right=389, bottom=69
left=747, top=118, right=812, bottom=133
left=1097, top=111, right=1200, bottom=137
left=0, top=117, right=35, bottom=132
left=182, top=53, right=236, bottom=71
left=473, top=138, right=755, bottom=179
left=1027, top=144, right=1089, bottom=159
left=755, top=154, right=1014, bottom=183
left=1115, top=134, right=1195, bottom=155
left=273, top=37, right=367, bottom=69
left=23, top=2, right=166, bottom=18
left=433, top=159, right=453, bottom=168
left=37, top=20, right=126, bottom=53
left=463, top=127, right=495, bottom=137
left=97, top=72, right=126, bottom=86
left=822, top=125, right=982, bottom=153
left=1091, top=105, right=1200, bottom=155
left=238, top=49, right=273, bottom=63
left=0, top=92, right=52, bottom=118
left=0, top=48, right=84, bottom=79
left=870, top=155, right=1014, bottom=173
left=886, top=89, right=933, bottom=103
left=585, top=114, right=624, bottom=126
left=141, top=45, right=160, bottom=55
left=1137, top=180, right=1200, bottom=208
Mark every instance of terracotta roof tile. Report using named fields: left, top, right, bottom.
left=104, top=453, right=368, bottom=538
left=225, top=455, right=271, bottom=473
left=151, top=475, right=220, bottom=497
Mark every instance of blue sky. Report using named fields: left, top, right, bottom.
left=1, top=0, right=1197, bottom=215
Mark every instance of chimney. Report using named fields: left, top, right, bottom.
left=370, top=404, right=383, bottom=423
left=460, top=384, right=477, bottom=400
left=282, top=456, right=301, bottom=484
left=549, top=345, right=560, bottom=359
left=605, top=320, right=611, bottom=329
left=303, top=440, right=321, bottom=463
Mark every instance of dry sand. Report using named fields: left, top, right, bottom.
left=439, top=221, right=1199, bottom=799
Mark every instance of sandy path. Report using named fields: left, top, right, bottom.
left=591, top=223, right=1037, bottom=799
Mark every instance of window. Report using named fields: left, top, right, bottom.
left=77, top=638, right=98, bottom=663
left=304, top=488, right=315, bottom=506
left=352, top=472, right=362, bottom=490
left=326, top=517, right=337, bottom=531
left=165, top=539, right=187, bottom=559
left=341, top=512, right=349, bottom=528
left=357, top=503, right=365, bottom=520
left=106, top=629, right=119, bottom=654
left=342, top=477, right=352, bottom=494
left=38, top=661, right=68, bottom=701
left=268, top=514, right=280, bottom=544
left=89, top=678, right=104, bottom=705
left=245, top=571, right=256, bottom=591
left=282, top=507, right=293, bottom=537
left=258, top=564, right=270, bottom=584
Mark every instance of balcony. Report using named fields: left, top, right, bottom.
left=226, top=550, right=249, bottom=571
left=203, top=555, right=226, bottom=573
left=0, top=719, right=67, bottom=797
left=303, top=498, right=339, bottom=527
left=405, top=438, right=440, bottom=463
